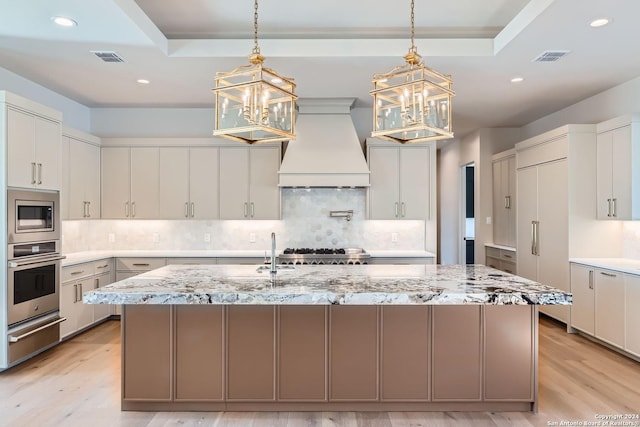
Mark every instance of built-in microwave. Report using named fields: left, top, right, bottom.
left=7, top=188, right=60, bottom=244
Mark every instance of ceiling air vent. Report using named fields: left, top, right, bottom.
left=91, top=51, right=125, bottom=63
left=532, top=50, right=570, bottom=62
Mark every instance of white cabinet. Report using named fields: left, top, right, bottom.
left=625, top=275, right=640, bottom=357
left=485, top=245, right=516, bottom=274
left=368, top=143, right=432, bottom=220
left=7, top=106, right=61, bottom=190
left=492, top=150, right=516, bottom=247
left=219, top=145, right=280, bottom=220
left=596, top=115, right=640, bottom=220
left=594, top=269, right=625, bottom=348
left=66, top=130, right=101, bottom=219
left=159, top=147, right=220, bottom=219
left=101, top=147, right=159, bottom=219
left=569, top=263, right=595, bottom=335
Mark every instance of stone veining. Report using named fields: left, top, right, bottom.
left=84, top=264, right=571, bottom=306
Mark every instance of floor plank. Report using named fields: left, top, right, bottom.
left=1, top=316, right=639, bottom=427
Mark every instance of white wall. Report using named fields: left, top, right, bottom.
left=0, top=66, right=90, bottom=131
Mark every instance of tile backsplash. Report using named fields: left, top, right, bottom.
left=62, top=188, right=427, bottom=253
left=623, top=221, right=640, bottom=260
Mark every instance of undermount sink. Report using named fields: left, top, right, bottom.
left=255, top=265, right=295, bottom=273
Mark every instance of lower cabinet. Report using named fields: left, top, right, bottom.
left=121, top=305, right=536, bottom=410
left=570, top=263, right=595, bottom=335
left=485, top=245, right=517, bottom=274
left=594, top=269, right=625, bottom=348
left=625, top=275, right=640, bottom=357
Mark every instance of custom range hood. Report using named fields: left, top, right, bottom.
left=278, top=98, right=370, bottom=187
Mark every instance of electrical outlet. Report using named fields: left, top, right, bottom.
left=249, top=233, right=256, bottom=243
left=108, top=233, right=115, bottom=243
left=486, top=216, right=492, bottom=225
left=391, top=232, right=398, bottom=243
left=204, top=232, right=211, bottom=243
left=153, top=233, right=160, bottom=243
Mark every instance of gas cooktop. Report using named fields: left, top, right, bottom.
left=278, top=248, right=370, bottom=265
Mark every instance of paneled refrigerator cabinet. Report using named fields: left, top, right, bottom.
left=516, top=125, right=621, bottom=324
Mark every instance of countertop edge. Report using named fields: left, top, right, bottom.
left=569, top=258, right=640, bottom=276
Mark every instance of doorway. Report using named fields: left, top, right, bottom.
left=460, top=163, right=475, bottom=264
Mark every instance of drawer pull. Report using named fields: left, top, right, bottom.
left=600, top=271, right=617, bottom=278
left=70, top=270, right=85, bottom=275
left=503, top=254, right=512, bottom=259
left=96, top=264, right=109, bottom=269
left=132, top=263, right=150, bottom=267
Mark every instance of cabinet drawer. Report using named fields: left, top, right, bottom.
left=500, top=261, right=516, bottom=275
left=166, top=257, right=217, bottom=265
left=62, top=262, right=93, bottom=283
left=218, top=257, right=265, bottom=265
left=486, top=247, right=500, bottom=258
left=500, top=251, right=516, bottom=262
left=116, top=257, right=166, bottom=271
left=93, top=258, right=113, bottom=275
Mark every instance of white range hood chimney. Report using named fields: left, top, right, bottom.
left=278, top=98, right=370, bottom=187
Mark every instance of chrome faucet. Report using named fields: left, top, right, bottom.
left=270, top=232, right=277, bottom=275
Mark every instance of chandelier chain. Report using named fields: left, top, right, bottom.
left=409, top=0, right=416, bottom=53
left=253, top=0, right=260, bottom=54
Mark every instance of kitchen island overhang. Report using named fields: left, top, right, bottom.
left=85, top=264, right=571, bottom=413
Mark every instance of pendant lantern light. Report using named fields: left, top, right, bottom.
left=370, top=0, right=454, bottom=143
left=212, top=0, right=297, bottom=144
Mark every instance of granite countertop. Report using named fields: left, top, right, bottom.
left=84, top=264, right=571, bottom=306
left=63, top=249, right=436, bottom=267
left=570, top=258, right=640, bottom=276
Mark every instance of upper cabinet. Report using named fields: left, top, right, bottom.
left=492, top=150, right=516, bottom=247
left=159, top=147, right=219, bottom=219
left=596, top=114, right=640, bottom=220
left=2, top=92, right=62, bottom=191
left=63, top=127, right=101, bottom=220
left=367, top=141, right=433, bottom=220
left=101, top=147, right=160, bottom=219
left=219, top=145, right=280, bottom=220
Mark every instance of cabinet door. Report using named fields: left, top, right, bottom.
left=93, top=273, right=111, bottom=322
left=84, top=142, right=101, bottom=218
left=175, top=306, right=224, bottom=401
left=76, top=278, right=96, bottom=331
left=123, top=305, right=172, bottom=401
left=516, top=166, right=538, bottom=282
left=381, top=306, right=430, bottom=401
left=570, top=263, right=595, bottom=335
left=219, top=147, right=250, bottom=219
left=399, top=146, right=429, bottom=219
left=595, top=269, right=625, bottom=348
left=625, top=274, right=640, bottom=357
left=7, top=108, right=36, bottom=188
left=492, top=160, right=506, bottom=246
left=159, top=147, right=189, bottom=219
left=369, top=146, right=399, bottom=219
left=69, top=139, right=100, bottom=219
left=227, top=306, right=276, bottom=400
left=189, top=147, right=219, bottom=219
left=279, top=306, right=327, bottom=401
left=484, top=306, right=533, bottom=401
left=505, top=156, right=517, bottom=247
left=432, top=306, right=481, bottom=401
left=130, top=147, right=159, bottom=219
left=329, top=306, right=378, bottom=401
left=537, top=160, right=569, bottom=322
left=249, top=147, right=280, bottom=220
left=596, top=130, right=614, bottom=219
left=101, top=147, right=130, bottom=219
left=60, top=282, right=78, bottom=338
left=60, top=136, right=70, bottom=220
left=611, top=125, right=633, bottom=219
left=34, top=116, right=60, bottom=190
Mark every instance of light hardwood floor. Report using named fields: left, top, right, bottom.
left=1, top=316, right=639, bottom=427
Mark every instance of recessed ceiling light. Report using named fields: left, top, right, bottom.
left=511, top=77, right=524, bottom=83
left=51, top=16, right=77, bottom=27
left=590, top=18, right=610, bottom=28
left=137, top=79, right=150, bottom=85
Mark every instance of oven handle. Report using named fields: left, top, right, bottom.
left=8, top=317, right=67, bottom=343
left=8, top=254, right=66, bottom=268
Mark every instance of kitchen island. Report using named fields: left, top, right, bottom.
left=84, top=264, right=571, bottom=412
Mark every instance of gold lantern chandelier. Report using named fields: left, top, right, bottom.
left=370, top=0, right=454, bottom=143
left=212, top=0, right=297, bottom=144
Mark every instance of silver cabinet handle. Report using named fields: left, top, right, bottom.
left=535, top=221, right=539, bottom=256
left=8, top=317, right=67, bottom=343
left=70, top=270, right=85, bottom=276
left=37, top=163, right=42, bottom=184
left=244, top=202, right=248, bottom=218
left=132, top=263, right=150, bottom=267
left=131, top=202, right=136, bottom=218
left=31, top=162, right=37, bottom=184
left=125, top=202, right=129, bottom=218
left=83, top=201, right=87, bottom=218
left=503, top=254, right=512, bottom=259
left=77, top=283, right=83, bottom=302
left=395, top=202, right=399, bottom=218
left=73, top=284, right=78, bottom=303
left=401, top=202, right=406, bottom=217
left=607, top=198, right=612, bottom=217
left=588, top=270, right=593, bottom=290
left=531, top=221, right=540, bottom=256
left=190, top=202, right=195, bottom=218
left=505, top=195, right=511, bottom=209
left=185, top=202, right=189, bottom=218
left=612, top=198, right=617, bottom=218
left=95, top=278, right=99, bottom=288
left=86, top=201, right=91, bottom=218
left=96, top=264, right=109, bottom=269
left=600, top=271, right=617, bottom=278
left=251, top=202, right=255, bottom=218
